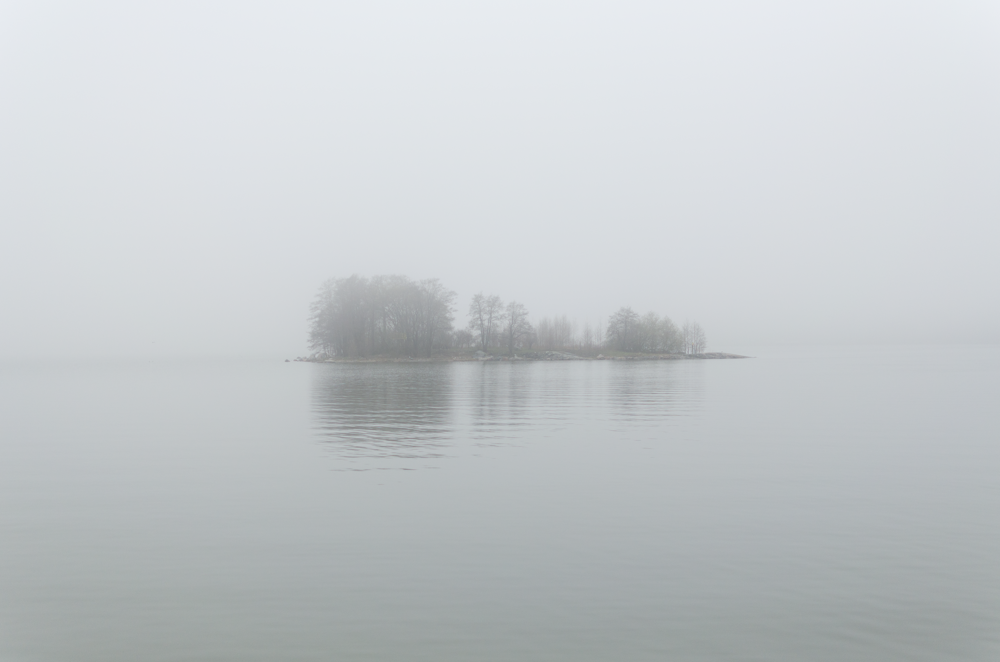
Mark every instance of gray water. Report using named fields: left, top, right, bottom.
left=1, top=347, right=998, bottom=661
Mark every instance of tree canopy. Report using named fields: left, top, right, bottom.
left=309, top=275, right=456, bottom=357
left=308, top=276, right=707, bottom=357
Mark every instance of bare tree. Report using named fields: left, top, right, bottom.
left=606, top=307, right=640, bottom=352
left=553, top=315, right=574, bottom=348
left=536, top=317, right=551, bottom=348
left=682, top=321, right=707, bottom=354
left=692, top=323, right=706, bottom=354
left=418, top=279, right=457, bottom=356
left=453, top=328, right=475, bottom=348
left=503, top=301, right=533, bottom=355
left=308, top=278, right=338, bottom=357
left=581, top=321, right=595, bottom=351
left=468, top=293, right=504, bottom=351
left=536, top=314, right=576, bottom=350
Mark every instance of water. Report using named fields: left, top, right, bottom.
left=1, top=347, right=997, bottom=661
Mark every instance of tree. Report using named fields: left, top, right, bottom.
left=308, top=278, right=338, bottom=357
left=468, top=293, right=504, bottom=351
left=502, top=301, right=533, bottom=355
left=307, top=275, right=456, bottom=357
left=581, top=321, right=596, bottom=351
left=682, top=321, right=707, bottom=354
left=606, top=307, right=640, bottom=352
left=658, top=316, right=682, bottom=353
left=601, top=308, right=684, bottom=354
left=453, top=329, right=476, bottom=348
left=536, top=315, right=577, bottom=349
left=417, top=279, right=457, bottom=356
left=638, top=312, right=660, bottom=352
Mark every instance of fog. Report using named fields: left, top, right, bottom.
left=2, top=1, right=998, bottom=359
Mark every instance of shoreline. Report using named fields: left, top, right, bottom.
left=290, top=351, right=748, bottom=364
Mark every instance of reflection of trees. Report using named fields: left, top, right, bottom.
left=467, top=363, right=536, bottom=444
left=466, top=362, right=704, bottom=441
left=311, top=363, right=454, bottom=465
left=605, top=362, right=704, bottom=424
left=311, top=361, right=705, bottom=468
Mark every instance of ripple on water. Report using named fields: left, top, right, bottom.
left=311, top=361, right=705, bottom=470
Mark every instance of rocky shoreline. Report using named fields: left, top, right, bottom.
left=289, top=351, right=748, bottom=363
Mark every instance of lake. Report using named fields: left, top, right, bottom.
left=1, top=346, right=998, bottom=661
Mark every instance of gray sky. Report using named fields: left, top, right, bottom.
left=2, top=1, right=998, bottom=358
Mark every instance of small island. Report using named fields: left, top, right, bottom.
left=296, top=275, right=747, bottom=363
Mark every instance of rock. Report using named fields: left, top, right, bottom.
left=541, top=351, right=581, bottom=360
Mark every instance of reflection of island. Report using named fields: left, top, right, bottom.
left=311, top=363, right=454, bottom=468
left=311, top=361, right=706, bottom=470
left=605, top=362, right=705, bottom=424
left=467, top=362, right=535, bottom=444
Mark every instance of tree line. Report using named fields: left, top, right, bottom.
left=605, top=308, right=706, bottom=354
left=308, top=275, right=456, bottom=357
left=308, top=275, right=707, bottom=357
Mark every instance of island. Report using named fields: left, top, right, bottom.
left=297, top=274, right=748, bottom=363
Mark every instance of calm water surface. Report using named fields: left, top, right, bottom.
left=1, top=347, right=998, bottom=660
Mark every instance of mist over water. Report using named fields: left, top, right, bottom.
left=2, top=2, right=998, bottom=659
left=1, top=347, right=997, bottom=661
left=2, top=2, right=999, bottom=359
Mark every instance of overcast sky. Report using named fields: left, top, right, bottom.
left=2, top=1, right=998, bottom=358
